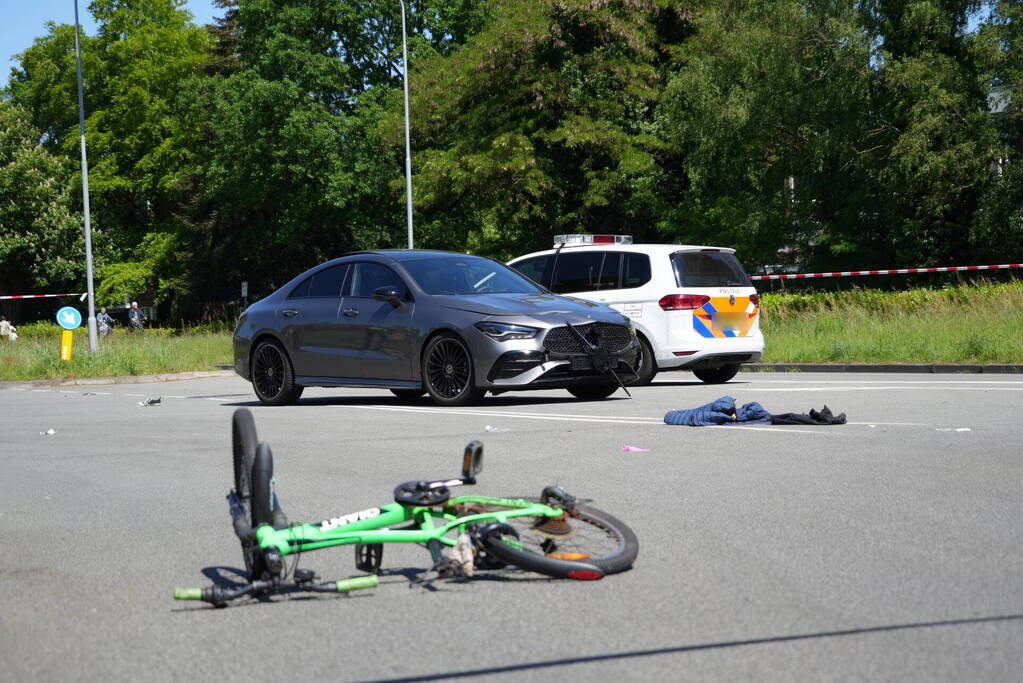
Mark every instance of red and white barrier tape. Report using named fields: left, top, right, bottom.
left=0, top=292, right=88, bottom=300
left=750, top=263, right=1023, bottom=281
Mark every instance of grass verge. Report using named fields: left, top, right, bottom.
left=759, top=281, right=1023, bottom=363
left=0, top=325, right=232, bottom=382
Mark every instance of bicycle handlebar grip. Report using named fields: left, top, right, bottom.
left=335, top=575, right=379, bottom=593
left=174, top=588, right=204, bottom=600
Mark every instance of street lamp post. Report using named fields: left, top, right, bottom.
left=399, top=0, right=414, bottom=249
left=73, top=0, right=99, bottom=352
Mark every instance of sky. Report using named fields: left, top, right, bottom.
left=1, top=0, right=221, bottom=86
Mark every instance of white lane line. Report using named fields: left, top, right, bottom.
left=31, top=389, right=50, bottom=392
left=342, top=405, right=827, bottom=434
left=752, top=386, right=1023, bottom=392
left=204, top=397, right=232, bottom=401
left=370, top=404, right=663, bottom=422
left=847, top=421, right=927, bottom=426
left=748, top=379, right=1023, bottom=385
left=164, top=395, right=187, bottom=399
left=125, top=393, right=144, bottom=397
left=713, top=425, right=844, bottom=434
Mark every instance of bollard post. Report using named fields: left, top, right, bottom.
left=61, top=330, right=74, bottom=361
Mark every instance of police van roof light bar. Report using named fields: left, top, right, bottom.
left=552, top=234, right=633, bottom=246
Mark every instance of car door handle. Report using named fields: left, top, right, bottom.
left=282, top=309, right=299, bottom=317
left=343, top=308, right=359, bottom=317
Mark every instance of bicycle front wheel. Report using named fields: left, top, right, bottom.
left=471, top=500, right=638, bottom=579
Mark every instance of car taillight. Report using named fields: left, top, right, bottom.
left=659, top=294, right=710, bottom=311
left=750, top=294, right=760, bottom=306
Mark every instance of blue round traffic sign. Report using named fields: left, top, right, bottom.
left=56, top=306, right=82, bottom=330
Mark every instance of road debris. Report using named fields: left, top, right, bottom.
left=139, top=396, right=162, bottom=406
left=621, top=445, right=650, bottom=452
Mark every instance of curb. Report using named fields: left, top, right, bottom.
left=0, top=370, right=235, bottom=389
left=743, top=363, right=1023, bottom=374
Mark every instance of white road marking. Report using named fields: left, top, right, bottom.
left=343, top=404, right=827, bottom=434
left=748, top=379, right=1023, bottom=385
left=204, top=397, right=232, bottom=401
left=751, top=386, right=1023, bottom=392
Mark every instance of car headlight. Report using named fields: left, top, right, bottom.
left=474, top=321, right=540, bottom=341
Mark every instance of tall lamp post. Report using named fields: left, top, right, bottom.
left=399, top=0, right=414, bottom=249
left=73, top=0, right=99, bottom=352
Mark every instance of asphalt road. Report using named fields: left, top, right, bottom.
left=1, top=371, right=1021, bottom=681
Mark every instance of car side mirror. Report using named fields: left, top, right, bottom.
left=462, top=441, right=483, bottom=483
left=372, top=286, right=402, bottom=305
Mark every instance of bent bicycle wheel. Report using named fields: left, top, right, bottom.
left=232, top=408, right=258, bottom=502
left=469, top=500, right=638, bottom=580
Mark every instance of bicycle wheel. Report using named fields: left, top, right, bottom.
left=232, top=408, right=258, bottom=502
left=466, top=499, right=638, bottom=580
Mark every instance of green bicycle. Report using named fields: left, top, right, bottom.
left=175, top=409, right=638, bottom=606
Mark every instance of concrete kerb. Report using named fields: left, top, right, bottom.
left=0, top=370, right=235, bottom=390
left=744, top=363, right=1023, bottom=374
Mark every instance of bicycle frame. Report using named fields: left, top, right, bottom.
left=252, top=494, right=565, bottom=558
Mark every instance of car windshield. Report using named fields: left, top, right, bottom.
left=404, top=256, right=544, bottom=295
left=672, top=252, right=752, bottom=287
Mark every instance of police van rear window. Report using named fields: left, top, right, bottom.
left=672, top=252, right=751, bottom=287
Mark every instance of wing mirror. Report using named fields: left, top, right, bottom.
left=372, top=286, right=403, bottom=305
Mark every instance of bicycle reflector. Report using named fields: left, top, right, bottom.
left=553, top=234, right=633, bottom=246
left=547, top=552, right=592, bottom=561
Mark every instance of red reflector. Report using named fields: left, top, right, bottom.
left=659, top=294, right=710, bottom=311
left=591, top=235, right=615, bottom=243
left=567, top=569, right=604, bottom=580
left=673, top=351, right=697, bottom=356
left=750, top=294, right=760, bottom=306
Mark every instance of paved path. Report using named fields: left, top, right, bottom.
left=1, top=373, right=1021, bottom=681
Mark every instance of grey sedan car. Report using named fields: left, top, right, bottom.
left=233, top=250, right=640, bottom=406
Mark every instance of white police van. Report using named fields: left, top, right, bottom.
left=508, top=235, right=764, bottom=384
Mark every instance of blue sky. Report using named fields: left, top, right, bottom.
left=2, top=0, right=221, bottom=86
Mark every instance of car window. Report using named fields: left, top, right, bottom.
left=550, top=251, right=621, bottom=293
left=622, top=253, right=651, bottom=289
left=672, top=252, right=751, bottom=287
left=307, top=264, right=349, bottom=298
left=346, top=263, right=407, bottom=299
left=404, top=256, right=542, bottom=295
left=510, top=255, right=552, bottom=288
left=288, top=276, right=312, bottom=299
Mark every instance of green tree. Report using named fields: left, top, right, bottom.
left=659, top=0, right=879, bottom=269
left=401, top=0, right=693, bottom=259
left=0, top=101, right=88, bottom=312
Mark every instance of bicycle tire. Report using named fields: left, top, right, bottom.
left=232, top=408, right=258, bottom=502
left=244, top=442, right=275, bottom=581
left=471, top=499, right=638, bottom=579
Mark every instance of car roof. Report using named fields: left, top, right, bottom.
left=509, top=243, right=737, bottom=262
left=340, top=249, right=493, bottom=262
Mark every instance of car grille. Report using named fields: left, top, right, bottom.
left=542, top=323, right=633, bottom=355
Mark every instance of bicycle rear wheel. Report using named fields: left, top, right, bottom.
left=467, top=499, right=638, bottom=579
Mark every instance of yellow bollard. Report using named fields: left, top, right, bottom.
left=60, top=330, right=74, bottom=361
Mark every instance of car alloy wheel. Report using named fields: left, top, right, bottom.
left=423, top=335, right=484, bottom=406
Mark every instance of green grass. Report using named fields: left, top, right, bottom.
left=759, top=281, right=1023, bottom=363
left=0, top=324, right=233, bottom=382
left=1, top=282, right=1020, bottom=381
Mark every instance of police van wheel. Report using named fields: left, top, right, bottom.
left=693, top=364, right=740, bottom=384
left=626, top=337, right=657, bottom=386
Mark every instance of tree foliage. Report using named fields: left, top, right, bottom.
left=0, top=100, right=90, bottom=315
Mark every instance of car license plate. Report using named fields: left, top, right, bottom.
left=712, top=312, right=746, bottom=333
